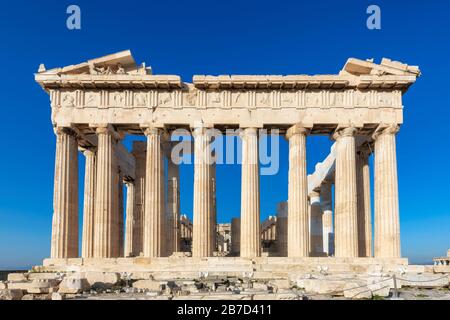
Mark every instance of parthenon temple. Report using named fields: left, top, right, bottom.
left=34, top=50, right=421, bottom=274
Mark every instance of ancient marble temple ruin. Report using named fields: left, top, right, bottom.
left=35, top=50, right=420, bottom=273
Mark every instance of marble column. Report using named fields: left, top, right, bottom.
left=143, top=127, right=165, bottom=257
left=166, top=158, right=181, bottom=255
left=210, top=163, right=217, bottom=253
left=81, top=148, right=96, bottom=258
left=309, top=191, right=324, bottom=256
left=131, top=141, right=146, bottom=256
left=117, top=171, right=124, bottom=257
left=286, top=124, right=309, bottom=257
left=276, top=215, right=288, bottom=257
left=124, top=180, right=135, bottom=257
left=192, top=126, right=213, bottom=257
left=51, top=127, right=79, bottom=259
left=373, top=125, right=401, bottom=258
left=93, top=125, right=119, bottom=258
left=356, top=148, right=373, bottom=257
left=321, top=181, right=334, bottom=256
left=333, top=127, right=358, bottom=258
left=231, top=217, right=241, bottom=256
left=240, top=128, right=261, bottom=258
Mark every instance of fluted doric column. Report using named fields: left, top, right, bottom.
left=124, top=180, right=135, bottom=257
left=166, top=157, right=181, bottom=255
left=210, top=163, right=217, bottom=253
left=143, top=127, right=166, bottom=257
left=117, top=171, right=124, bottom=257
left=309, top=191, right=324, bottom=256
left=276, top=204, right=288, bottom=256
left=192, top=126, right=213, bottom=257
left=286, top=124, right=309, bottom=257
left=373, top=125, right=401, bottom=258
left=240, top=128, right=261, bottom=258
left=51, top=127, right=79, bottom=259
left=321, top=181, right=334, bottom=256
left=131, top=141, right=146, bottom=256
left=93, top=124, right=119, bottom=258
left=81, top=148, right=96, bottom=258
left=333, top=127, right=358, bottom=258
left=356, top=148, right=372, bottom=257
left=231, top=217, right=241, bottom=256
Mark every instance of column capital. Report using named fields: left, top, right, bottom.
left=372, top=124, right=400, bottom=140
left=239, top=127, right=258, bottom=137
left=143, top=126, right=161, bottom=136
left=90, top=123, right=122, bottom=140
left=143, top=127, right=169, bottom=142
left=191, top=125, right=213, bottom=137
left=286, top=124, right=309, bottom=140
left=54, top=126, right=78, bottom=137
left=332, top=126, right=357, bottom=141
left=308, top=190, right=320, bottom=203
left=80, top=147, right=96, bottom=156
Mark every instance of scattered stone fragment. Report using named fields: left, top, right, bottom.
left=253, top=292, right=299, bottom=300
left=252, top=282, right=268, bottom=291
left=145, top=291, right=161, bottom=297
left=367, top=277, right=392, bottom=297
left=269, top=279, right=290, bottom=292
left=298, top=279, right=347, bottom=295
left=58, top=277, right=90, bottom=294
left=51, top=292, right=65, bottom=300
left=85, top=272, right=120, bottom=289
left=0, top=289, right=24, bottom=300
left=132, top=279, right=163, bottom=291
left=343, top=282, right=372, bottom=299
left=22, top=293, right=52, bottom=300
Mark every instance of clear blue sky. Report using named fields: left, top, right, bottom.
left=0, top=0, right=449, bottom=268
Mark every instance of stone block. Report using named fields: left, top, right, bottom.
left=403, top=265, right=426, bottom=273
left=145, top=291, right=161, bottom=297
left=132, top=279, right=163, bottom=291
left=397, top=273, right=449, bottom=288
left=343, top=282, right=372, bottom=299
left=275, top=292, right=300, bottom=300
left=241, top=288, right=269, bottom=295
left=367, top=277, right=394, bottom=297
left=28, top=273, right=61, bottom=281
left=252, top=282, right=268, bottom=291
left=6, top=281, right=30, bottom=291
left=0, top=281, right=7, bottom=290
left=22, top=293, right=52, bottom=300
left=200, top=294, right=235, bottom=300
left=253, top=293, right=299, bottom=300
left=433, top=266, right=450, bottom=273
left=51, top=292, right=66, bottom=300
left=129, top=272, right=154, bottom=280
left=297, top=279, right=346, bottom=295
left=269, top=279, right=290, bottom=291
left=8, top=279, right=59, bottom=293
left=0, top=289, right=23, bottom=300
left=151, top=296, right=171, bottom=300
left=85, top=272, right=120, bottom=289
left=7, top=273, right=28, bottom=282
left=58, top=277, right=90, bottom=294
